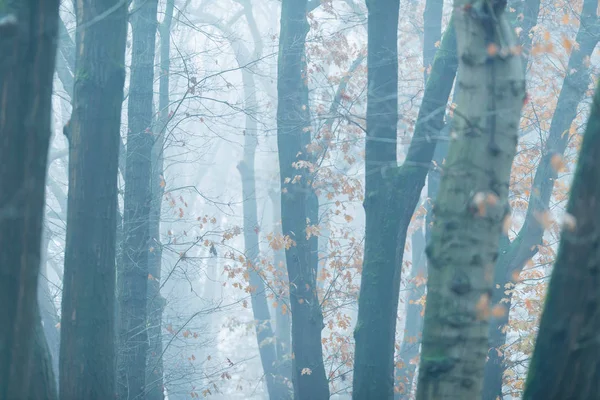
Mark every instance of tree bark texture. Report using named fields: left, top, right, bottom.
left=59, top=1, right=128, bottom=398
left=352, top=11, right=458, bottom=399
left=416, top=1, right=526, bottom=399
left=277, top=1, right=330, bottom=398
left=523, top=79, right=600, bottom=400
left=0, top=1, right=60, bottom=398
left=483, top=1, right=599, bottom=397
left=118, top=0, right=159, bottom=398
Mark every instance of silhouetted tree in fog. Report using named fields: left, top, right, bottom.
left=0, top=1, right=60, bottom=398
left=59, top=0, right=128, bottom=398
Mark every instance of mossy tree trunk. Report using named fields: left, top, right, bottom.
left=0, top=1, right=60, bottom=399
left=59, top=0, right=128, bottom=398
left=523, top=80, right=600, bottom=400
left=416, top=1, right=525, bottom=398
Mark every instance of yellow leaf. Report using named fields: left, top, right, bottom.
left=561, top=14, right=569, bottom=25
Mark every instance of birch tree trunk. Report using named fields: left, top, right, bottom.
left=416, top=1, right=525, bottom=398
left=0, top=1, right=60, bottom=398
left=523, top=80, right=600, bottom=400
left=59, top=0, right=128, bottom=398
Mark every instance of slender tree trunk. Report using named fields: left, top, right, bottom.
left=277, top=1, right=329, bottom=398
left=352, top=9, right=458, bottom=399
left=239, top=97, right=291, bottom=399
left=38, top=228, right=60, bottom=382
left=483, top=1, right=598, bottom=397
left=269, top=189, right=293, bottom=384
left=59, top=0, right=128, bottom=398
left=416, top=1, right=525, bottom=398
left=395, top=2, right=447, bottom=396
left=352, top=2, right=401, bottom=397
left=396, top=229, right=428, bottom=398
left=145, top=2, right=174, bottom=399
left=118, top=0, right=159, bottom=398
left=523, top=80, right=600, bottom=400
left=422, top=0, right=444, bottom=83
left=0, top=1, right=60, bottom=398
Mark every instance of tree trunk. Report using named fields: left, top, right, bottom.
left=239, top=103, right=291, bottom=399
left=483, top=1, right=599, bottom=397
left=416, top=1, right=525, bottom=398
left=277, top=1, right=330, bottom=398
left=145, top=2, right=174, bottom=399
left=118, top=0, right=159, bottom=398
left=237, top=17, right=292, bottom=399
left=422, top=0, right=444, bottom=83
left=352, top=10, right=458, bottom=399
left=59, top=0, right=128, bottom=398
left=29, top=307, right=58, bottom=400
left=523, top=79, right=600, bottom=400
left=0, top=1, right=60, bottom=398
left=395, top=2, right=447, bottom=396
left=396, top=229, right=428, bottom=398
left=269, top=189, right=293, bottom=384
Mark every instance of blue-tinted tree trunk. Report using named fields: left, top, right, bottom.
left=145, top=2, right=174, bottom=400
left=523, top=79, right=600, bottom=400
left=59, top=0, right=128, bottom=398
left=0, top=1, right=60, bottom=398
left=277, top=1, right=329, bottom=398
left=483, top=1, right=598, bottom=397
left=353, top=5, right=457, bottom=397
left=416, top=1, right=526, bottom=398
left=118, top=0, right=159, bottom=398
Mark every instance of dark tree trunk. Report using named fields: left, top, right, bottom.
left=30, top=307, right=58, bottom=400
left=277, top=1, right=329, bottom=398
left=395, top=2, right=446, bottom=396
left=483, top=1, right=599, bottom=397
left=0, top=1, right=60, bottom=398
left=352, top=2, right=402, bottom=397
left=352, top=9, right=457, bottom=398
left=38, top=228, right=60, bottom=382
left=145, top=2, right=174, bottom=399
left=118, top=0, right=159, bottom=398
left=59, top=0, right=128, bottom=398
left=523, top=79, right=600, bottom=400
